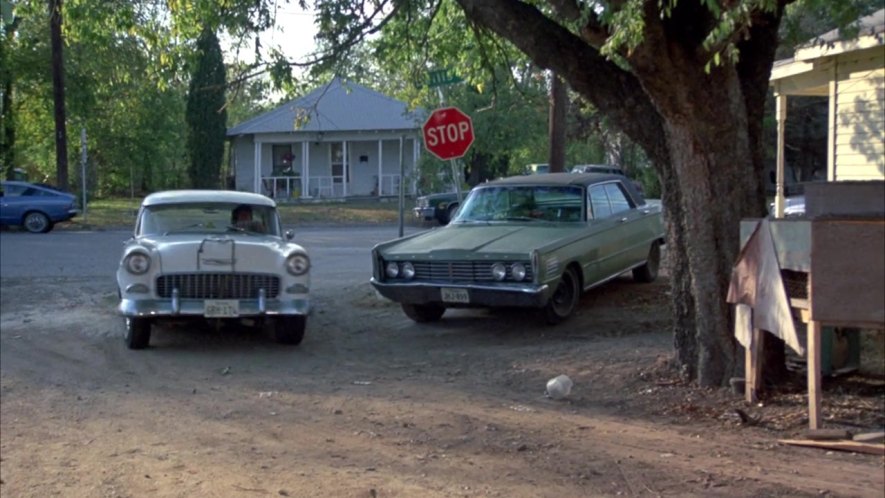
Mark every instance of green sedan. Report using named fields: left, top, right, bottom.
left=371, top=173, right=665, bottom=324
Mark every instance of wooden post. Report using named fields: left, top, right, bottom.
left=745, top=328, right=764, bottom=403
left=774, top=92, right=787, bottom=218
left=807, top=320, right=822, bottom=429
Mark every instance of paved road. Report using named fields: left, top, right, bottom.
left=0, top=225, right=424, bottom=285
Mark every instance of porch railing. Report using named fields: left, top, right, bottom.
left=306, top=176, right=337, bottom=198
left=261, top=174, right=407, bottom=198
left=263, top=176, right=301, bottom=200
left=379, top=174, right=402, bottom=196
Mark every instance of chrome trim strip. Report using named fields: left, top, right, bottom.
left=370, top=278, right=548, bottom=296
left=118, top=298, right=309, bottom=318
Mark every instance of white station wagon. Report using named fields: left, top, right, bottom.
left=116, top=190, right=310, bottom=349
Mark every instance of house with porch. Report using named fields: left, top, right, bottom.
left=227, top=78, right=425, bottom=201
left=769, top=8, right=884, bottom=215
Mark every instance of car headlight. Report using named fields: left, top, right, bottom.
left=386, top=261, right=400, bottom=278
left=511, top=262, right=527, bottom=281
left=491, top=262, right=506, bottom=281
left=401, top=262, right=415, bottom=279
left=286, top=253, right=310, bottom=276
left=124, top=252, right=151, bottom=275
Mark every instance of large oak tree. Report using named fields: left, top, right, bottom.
left=311, top=0, right=793, bottom=386
left=305, top=0, right=875, bottom=386
left=455, top=0, right=787, bottom=386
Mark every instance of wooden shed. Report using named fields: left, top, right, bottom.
left=733, top=11, right=885, bottom=431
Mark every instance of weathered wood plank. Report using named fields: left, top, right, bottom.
left=810, top=219, right=885, bottom=323
left=778, top=439, right=885, bottom=455
left=807, top=320, right=822, bottom=430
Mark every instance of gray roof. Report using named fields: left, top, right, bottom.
left=227, top=78, right=424, bottom=136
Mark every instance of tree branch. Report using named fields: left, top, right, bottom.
left=454, top=0, right=667, bottom=164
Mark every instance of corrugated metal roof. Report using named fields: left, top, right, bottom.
left=227, top=78, right=424, bottom=136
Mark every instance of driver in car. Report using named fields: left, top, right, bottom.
left=232, top=204, right=265, bottom=233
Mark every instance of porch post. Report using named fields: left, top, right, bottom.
left=826, top=64, right=837, bottom=181
left=303, top=141, right=310, bottom=198
left=253, top=139, right=262, bottom=194
left=377, top=139, right=383, bottom=197
left=774, top=91, right=786, bottom=218
left=398, top=136, right=403, bottom=196
left=343, top=140, right=348, bottom=197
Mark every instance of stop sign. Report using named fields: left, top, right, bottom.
left=422, top=106, right=475, bottom=160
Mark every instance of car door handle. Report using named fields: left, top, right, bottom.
left=619, top=217, right=628, bottom=223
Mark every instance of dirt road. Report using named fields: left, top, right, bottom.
left=1, top=228, right=882, bottom=497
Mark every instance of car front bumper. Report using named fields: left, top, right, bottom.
left=118, top=297, right=310, bottom=318
left=413, top=207, right=436, bottom=220
left=370, top=278, right=552, bottom=308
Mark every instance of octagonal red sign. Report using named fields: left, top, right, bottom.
left=422, top=106, right=475, bottom=161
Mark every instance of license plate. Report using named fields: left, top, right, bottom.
left=204, top=300, right=239, bottom=317
left=441, top=287, right=469, bottom=304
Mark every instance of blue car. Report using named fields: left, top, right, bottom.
left=0, top=181, right=80, bottom=233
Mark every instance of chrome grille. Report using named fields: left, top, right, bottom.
left=409, top=261, right=533, bottom=282
left=157, top=273, right=280, bottom=299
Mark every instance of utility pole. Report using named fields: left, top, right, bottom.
left=49, top=0, right=69, bottom=189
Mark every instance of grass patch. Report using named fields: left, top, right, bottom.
left=68, top=197, right=408, bottom=228
left=280, top=200, right=403, bottom=225
left=74, top=198, right=141, bottom=227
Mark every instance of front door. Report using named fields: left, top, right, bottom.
left=331, top=143, right=348, bottom=197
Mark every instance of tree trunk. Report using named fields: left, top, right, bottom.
left=1, top=15, right=19, bottom=178
left=547, top=72, right=567, bottom=172
left=660, top=164, right=697, bottom=379
left=50, top=0, right=69, bottom=190
left=454, top=0, right=784, bottom=386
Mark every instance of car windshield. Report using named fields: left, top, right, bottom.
left=454, top=185, right=585, bottom=223
left=137, top=202, right=279, bottom=236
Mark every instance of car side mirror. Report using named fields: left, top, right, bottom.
left=285, top=229, right=294, bottom=240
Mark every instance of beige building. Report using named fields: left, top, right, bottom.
left=769, top=9, right=884, bottom=215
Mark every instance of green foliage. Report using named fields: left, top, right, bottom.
left=11, top=0, right=873, bottom=201
left=317, top=1, right=557, bottom=187
left=600, top=0, right=647, bottom=57
left=185, top=27, right=227, bottom=189
left=6, top=0, right=293, bottom=195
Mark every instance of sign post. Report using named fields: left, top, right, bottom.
left=422, top=106, right=475, bottom=203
